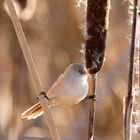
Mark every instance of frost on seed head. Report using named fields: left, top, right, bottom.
left=75, top=0, right=87, bottom=39
left=79, top=21, right=95, bottom=40
left=79, top=23, right=88, bottom=40
left=79, top=43, right=85, bottom=54
left=75, top=0, right=87, bottom=9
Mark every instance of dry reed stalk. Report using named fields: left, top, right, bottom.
left=124, top=0, right=138, bottom=140
left=5, top=0, right=60, bottom=139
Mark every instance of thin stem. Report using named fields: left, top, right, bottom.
left=88, top=75, right=96, bottom=140
left=5, top=0, right=60, bottom=140
left=124, top=0, right=138, bottom=140
left=128, top=0, right=138, bottom=100
left=6, top=0, right=42, bottom=94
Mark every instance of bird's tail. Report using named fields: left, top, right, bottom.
left=21, top=102, right=44, bottom=120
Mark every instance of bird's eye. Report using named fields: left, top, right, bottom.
left=78, top=69, right=85, bottom=75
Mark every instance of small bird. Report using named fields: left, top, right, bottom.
left=21, top=63, right=89, bottom=120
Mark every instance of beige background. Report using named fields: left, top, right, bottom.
left=0, top=0, right=139, bottom=140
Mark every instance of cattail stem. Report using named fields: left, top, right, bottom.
left=85, top=0, right=110, bottom=139
left=88, top=75, right=96, bottom=140
left=5, top=0, right=60, bottom=140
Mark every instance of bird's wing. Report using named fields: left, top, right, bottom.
left=47, top=74, right=64, bottom=97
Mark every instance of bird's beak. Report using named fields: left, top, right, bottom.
left=84, top=68, right=89, bottom=75
left=86, top=68, right=92, bottom=76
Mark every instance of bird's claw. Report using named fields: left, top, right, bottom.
left=39, top=91, right=50, bottom=100
left=86, top=95, right=97, bottom=101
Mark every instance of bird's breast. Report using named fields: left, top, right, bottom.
left=57, top=77, right=89, bottom=106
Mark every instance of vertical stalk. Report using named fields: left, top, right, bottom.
left=5, top=0, right=60, bottom=139
left=124, top=0, right=138, bottom=140
left=85, top=0, right=110, bottom=139
left=88, top=75, right=96, bottom=140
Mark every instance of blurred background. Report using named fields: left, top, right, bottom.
left=0, top=0, right=139, bottom=140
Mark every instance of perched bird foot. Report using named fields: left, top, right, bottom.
left=39, top=91, right=50, bottom=100
left=86, top=95, right=97, bottom=101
